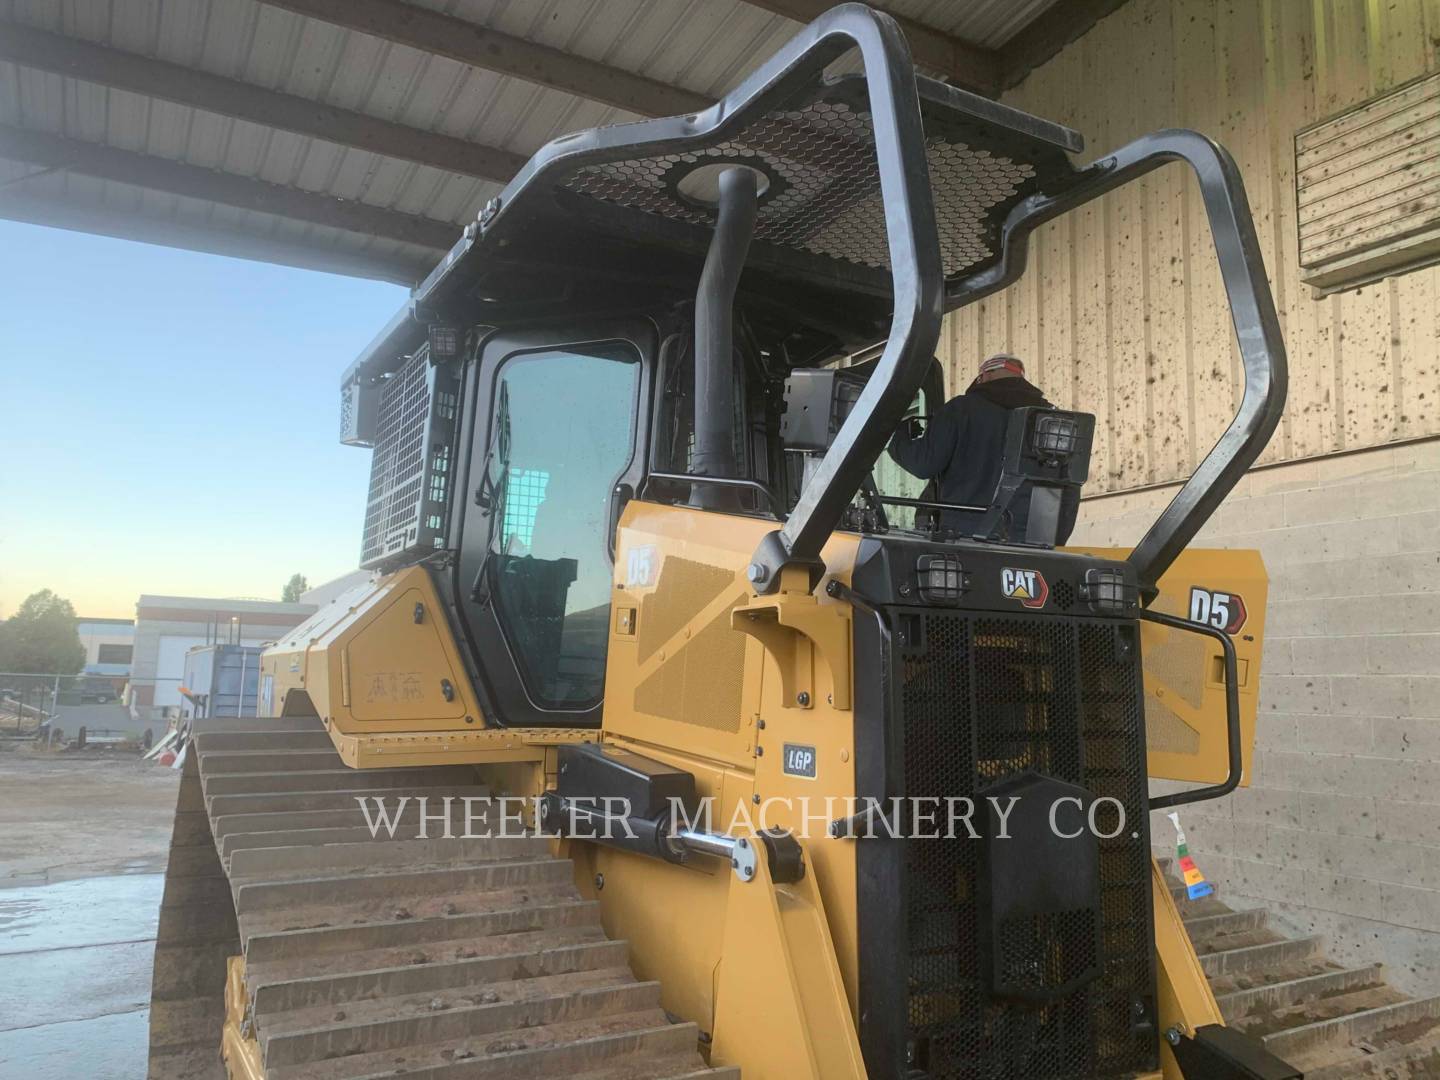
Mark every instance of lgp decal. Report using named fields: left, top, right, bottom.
left=1001, top=568, right=1049, bottom=608
left=1188, top=587, right=1248, bottom=634
left=782, top=743, right=818, bottom=779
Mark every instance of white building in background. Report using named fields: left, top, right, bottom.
left=129, top=595, right=315, bottom=721
left=76, top=617, right=135, bottom=676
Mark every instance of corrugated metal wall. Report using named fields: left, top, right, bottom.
left=941, top=0, right=1440, bottom=494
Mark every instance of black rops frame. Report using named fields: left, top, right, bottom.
left=754, top=122, right=1289, bottom=599
left=730, top=21, right=1285, bottom=600
left=355, top=3, right=1285, bottom=606
left=942, top=128, right=1289, bottom=599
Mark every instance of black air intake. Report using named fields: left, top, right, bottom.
left=858, top=609, right=1157, bottom=1080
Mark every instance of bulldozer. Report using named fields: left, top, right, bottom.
left=148, top=5, right=1295, bottom=1078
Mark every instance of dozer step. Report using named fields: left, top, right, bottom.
left=1263, top=994, right=1440, bottom=1062
left=261, top=969, right=655, bottom=1067
left=1217, top=964, right=1386, bottom=1021
left=250, top=928, right=620, bottom=1015
left=148, top=726, right=729, bottom=1080
left=1171, top=855, right=1440, bottom=1078
left=209, top=784, right=490, bottom=819
left=192, top=729, right=336, bottom=752
left=1302, top=1024, right=1440, bottom=1079
left=147, top=1043, right=228, bottom=1080
left=1206, top=953, right=1341, bottom=1000
left=1181, top=907, right=1268, bottom=951
left=214, top=796, right=484, bottom=839
left=219, top=819, right=484, bottom=858
left=1233, top=983, right=1412, bottom=1040
left=221, top=825, right=395, bottom=859
left=237, top=862, right=574, bottom=941
left=191, top=715, right=325, bottom=734
left=202, top=765, right=477, bottom=796
left=245, top=905, right=604, bottom=988
left=1192, top=925, right=1285, bottom=958
left=1169, top=884, right=1232, bottom=917
left=265, top=1013, right=705, bottom=1080
left=227, top=834, right=549, bottom=877
left=232, top=855, right=568, bottom=917
left=1200, top=935, right=1324, bottom=977
left=195, top=749, right=358, bottom=773
left=243, top=895, right=595, bottom=962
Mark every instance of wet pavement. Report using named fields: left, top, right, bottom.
left=0, top=873, right=163, bottom=1079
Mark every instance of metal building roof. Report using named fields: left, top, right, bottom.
left=0, top=0, right=1123, bottom=284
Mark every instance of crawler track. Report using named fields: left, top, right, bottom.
left=147, top=715, right=732, bottom=1080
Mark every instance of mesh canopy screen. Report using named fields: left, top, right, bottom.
left=566, top=98, right=1038, bottom=281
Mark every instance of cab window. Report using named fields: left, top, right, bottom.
left=868, top=385, right=932, bottom=531
left=487, top=343, right=640, bottom=708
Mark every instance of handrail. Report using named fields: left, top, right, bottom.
left=643, top=471, right=784, bottom=518
left=872, top=494, right=985, bottom=513
left=1142, top=608, right=1243, bottom=810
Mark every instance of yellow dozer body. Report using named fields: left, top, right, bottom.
left=148, top=5, right=1292, bottom=1079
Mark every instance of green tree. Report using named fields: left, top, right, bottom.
left=281, top=574, right=309, bottom=603
left=0, top=590, right=85, bottom=674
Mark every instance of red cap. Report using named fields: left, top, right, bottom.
left=978, top=353, right=1025, bottom=378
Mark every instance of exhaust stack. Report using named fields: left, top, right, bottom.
left=691, top=166, right=758, bottom=509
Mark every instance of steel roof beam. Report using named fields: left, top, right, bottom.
left=0, top=191, right=428, bottom=283
left=738, top=0, right=999, bottom=95
left=0, top=21, right=526, bottom=184
left=998, top=0, right=1134, bottom=90
left=261, top=0, right=712, bottom=117
left=0, top=125, right=460, bottom=251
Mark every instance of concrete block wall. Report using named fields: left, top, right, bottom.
left=1070, top=439, right=1440, bottom=994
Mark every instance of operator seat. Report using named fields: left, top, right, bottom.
left=970, top=406, right=1095, bottom=547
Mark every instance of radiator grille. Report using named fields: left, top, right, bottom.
left=902, top=612, right=1155, bottom=1079
left=360, top=347, right=459, bottom=569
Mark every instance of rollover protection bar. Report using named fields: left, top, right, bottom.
left=740, top=18, right=1285, bottom=598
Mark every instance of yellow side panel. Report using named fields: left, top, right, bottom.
left=345, top=586, right=468, bottom=723
left=260, top=566, right=483, bottom=732
left=1074, top=547, right=1269, bottom=787
left=596, top=501, right=867, bottom=1032
left=259, top=566, right=592, bottom=769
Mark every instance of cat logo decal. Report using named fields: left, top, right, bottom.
left=1001, top=568, right=1049, bottom=609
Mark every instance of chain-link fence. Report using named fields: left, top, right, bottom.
left=0, top=671, right=152, bottom=746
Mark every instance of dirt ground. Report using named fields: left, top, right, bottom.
left=0, top=748, right=180, bottom=1078
left=0, top=746, right=180, bottom=885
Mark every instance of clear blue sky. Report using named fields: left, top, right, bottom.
left=0, top=221, right=409, bottom=618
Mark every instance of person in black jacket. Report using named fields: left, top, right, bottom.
left=888, top=353, right=1076, bottom=542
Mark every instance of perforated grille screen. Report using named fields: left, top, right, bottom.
left=901, top=612, right=1155, bottom=1079
left=631, top=554, right=746, bottom=733
left=567, top=98, right=1036, bottom=279
left=360, top=348, right=459, bottom=569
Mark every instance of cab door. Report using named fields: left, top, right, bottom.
left=449, top=320, right=653, bottom=728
